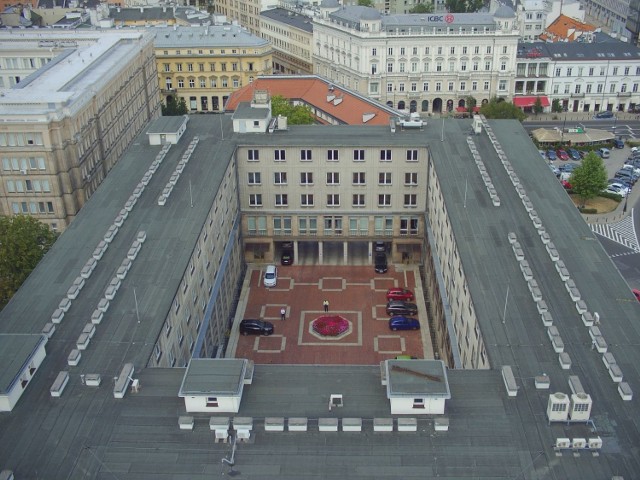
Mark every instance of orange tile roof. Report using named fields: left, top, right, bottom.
left=225, top=76, right=398, bottom=126
left=539, top=14, right=595, bottom=42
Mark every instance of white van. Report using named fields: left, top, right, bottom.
left=599, top=147, right=611, bottom=158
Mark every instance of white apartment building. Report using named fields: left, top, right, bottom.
left=260, top=7, right=314, bottom=74
left=313, top=3, right=520, bottom=114
left=516, top=41, right=640, bottom=113
left=503, top=0, right=585, bottom=41
left=0, top=30, right=160, bottom=231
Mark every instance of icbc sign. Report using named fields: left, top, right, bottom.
left=426, top=14, right=455, bottom=23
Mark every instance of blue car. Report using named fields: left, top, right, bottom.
left=547, top=149, right=557, bottom=161
left=389, top=316, right=420, bottom=331
left=595, top=110, right=614, bottom=119
left=568, top=148, right=581, bottom=160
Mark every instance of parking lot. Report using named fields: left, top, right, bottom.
left=228, top=264, right=433, bottom=365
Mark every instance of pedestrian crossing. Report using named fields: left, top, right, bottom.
left=590, top=210, right=640, bottom=253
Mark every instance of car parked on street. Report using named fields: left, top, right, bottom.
left=240, top=319, right=274, bottom=336
left=568, top=148, right=581, bottom=160
left=595, top=110, right=614, bottom=119
left=614, top=139, right=625, bottom=149
left=375, top=253, right=388, bottom=273
left=263, top=264, right=278, bottom=287
left=549, top=164, right=560, bottom=177
left=388, top=316, right=420, bottom=331
left=386, top=288, right=415, bottom=301
left=604, top=186, right=627, bottom=197
left=615, top=170, right=638, bottom=184
left=281, top=242, right=293, bottom=266
left=386, top=301, right=418, bottom=316
left=547, top=149, right=557, bottom=161
left=561, top=180, right=573, bottom=189
left=559, top=163, right=578, bottom=173
left=556, top=149, right=570, bottom=161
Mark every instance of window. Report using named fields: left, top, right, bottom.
left=300, top=149, right=312, bottom=161
left=613, top=67, right=618, bottom=75
left=500, top=61, right=506, bottom=72
left=248, top=172, right=261, bottom=185
left=274, top=172, right=287, bottom=185
left=498, top=80, right=507, bottom=91
left=248, top=149, right=259, bottom=161
left=206, top=397, right=219, bottom=407
left=275, top=194, right=288, bottom=206
left=189, top=78, right=195, bottom=88
left=165, top=320, right=172, bottom=337
left=353, top=172, right=366, bottom=185
left=485, top=61, right=491, bottom=71
left=435, top=82, right=442, bottom=92
left=154, top=344, right=162, bottom=361
left=353, top=149, right=365, bottom=161
left=379, top=172, right=392, bottom=185
left=423, top=82, right=429, bottom=92
left=405, top=172, right=418, bottom=185
left=249, top=194, right=262, bottom=206
left=380, top=150, right=392, bottom=161
left=301, top=194, right=314, bottom=206
left=378, top=194, right=391, bottom=207
left=176, top=63, right=183, bottom=72
left=404, top=194, right=417, bottom=207
left=352, top=194, right=365, bottom=207
left=575, top=84, right=582, bottom=94
left=324, top=215, right=342, bottom=234
left=327, top=194, right=340, bottom=206
left=326, top=172, right=340, bottom=185
left=300, top=172, right=313, bottom=185
left=400, top=217, right=419, bottom=234
left=484, top=81, right=490, bottom=91
left=372, top=47, right=377, bottom=56
left=472, top=81, right=478, bottom=91
left=448, top=82, right=454, bottom=91
left=327, top=149, right=339, bottom=161
left=274, top=149, right=286, bottom=161
left=413, top=398, right=425, bottom=409
left=163, top=63, right=170, bottom=72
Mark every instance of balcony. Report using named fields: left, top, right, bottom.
left=161, top=88, right=177, bottom=94
left=618, top=92, right=632, bottom=97
left=571, top=92, right=585, bottom=98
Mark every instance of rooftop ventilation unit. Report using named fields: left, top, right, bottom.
left=569, top=393, right=592, bottom=422
left=546, top=392, right=569, bottom=422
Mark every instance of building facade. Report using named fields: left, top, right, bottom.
left=0, top=30, right=160, bottom=231
left=215, top=0, right=263, bottom=35
left=153, top=25, right=273, bottom=112
left=312, top=4, right=520, bottom=114
left=260, top=7, right=314, bottom=74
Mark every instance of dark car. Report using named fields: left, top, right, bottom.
left=281, top=242, right=294, bottom=265
left=388, top=316, right=420, bottom=331
left=240, top=319, right=274, bottom=336
left=386, top=301, right=418, bottom=316
left=556, top=149, right=570, bottom=161
left=613, top=139, right=625, bottom=149
left=559, top=163, right=578, bottom=173
left=568, top=148, right=581, bottom=160
left=375, top=253, right=388, bottom=273
left=374, top=241, right=386, bottom=252
left=546, top=149, right=557, bottom=161
left=595, top=110, right=614, bottom=119
left=386, top=288, right=415, bottom=301
left=579, top=150, right=589, bottom=159
left=615, top=170, right=638, bottom=184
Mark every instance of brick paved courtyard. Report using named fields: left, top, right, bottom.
left=233, top=264, right=428, bottom=365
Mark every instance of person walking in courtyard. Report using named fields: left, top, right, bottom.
left=280, top=307, right=286, bottom=321
left=323, top=300, right=329, bottom=312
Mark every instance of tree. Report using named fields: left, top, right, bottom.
left=551, top=99, right=563, bottom=113
left=270, top=95, right=315, bottom=125
left=533, top=97, right=544, bottom=115
left=569, top=151, right=608, bottom=207
left=409, top=3, right=434, bottom=13
left=357, top=0, right=374, bottom=5
left=479, top=97, right=526, bottom=121
left=445, top=0, right=484, bottom=13
left=465, top=95, right=477, bottom=111
left=162, top=96, right=188, bottom=116
left=0, top=215, right=57, bottom=308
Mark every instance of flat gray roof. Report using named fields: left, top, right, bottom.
left=0, top=115, right=639, bottom=478
left=261, top=7, right=314, bottom=33
left=386, top=360, right=450, bottom=397
left=146, top=115, right=188, bottom=134
left=0, top=334, right=45, bottom=394
left=152, top=25, right=269, bottom=48
left=179, top=358, right=246, bottom=396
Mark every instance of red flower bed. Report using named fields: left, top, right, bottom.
left=312, top=315, right=349, bottom=337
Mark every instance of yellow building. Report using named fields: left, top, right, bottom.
left=153, top=25, right=273, bottom=112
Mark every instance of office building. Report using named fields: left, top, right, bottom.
left=260, top=7, right=314, bottom=74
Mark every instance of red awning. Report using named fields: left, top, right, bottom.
left=472, top=106, right=480, bottom=112
left=455, top=106, right=467, bottom=112
left=513, top=96, right=550, bottom=108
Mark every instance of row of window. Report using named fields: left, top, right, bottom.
left=248, top=193, right=419, bottom=207
left=247, top=171, right=418, bottom=186
left=0, top=132, right=44, bottom=147
left=160, top=48, right=257, bottom=56
left=2, top=157, right=46, bottom=171
left=247, top=215, right=420, bottom=235
left=6, top=179, right=51, bottom=193
left=552, top=82, right=639, bottom=95
left=165, top=76, right=244, bottom=90
left=372, top=45, right=504, bottom=56
left=554, top=66, right=640, bottom=77
left=162, top=61, right=255, bottom=72
left=372, top=59, right=505, bottom=75
left=12, top=201, right=54, bottom=215
left=246, top=149, right=419, bottom=162
left=383, top=80, right=499, bottom=93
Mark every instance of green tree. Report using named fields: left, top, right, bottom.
left=0, top=215, right=57, bottom=308
left=162, top=96, right=189, bottom=116
left=569, top=152, right=608, bottom=207
left=409, top=3, right=434, bottom=13
left=445, top=0, right=484, bottom=12
left=551, top=99, right=563, bottom=113
left=357, top=0, right=374, bottom=5
left=533, top=97, right=544, bottom=115
left=271, top=95, right=315, bottom=125
left=465, top=95, right=477, bottom=111
left=479, top=97, right=526, bottom=121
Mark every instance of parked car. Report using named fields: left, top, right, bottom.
left=621, top=164, right=640, bottom=176
left=568, top=148, right=581, bottom=160
left=613, top=138, right=625, bottom=149
left=599, top=147, right=611, bottom=158
left=281, top=242, right=293, bottom=266
left=386, top=301, right=418, bottom=316
left=595, top=110, right=614, bottom=119
left=375, top=253, right=388, bottom=273
left=538, top=150, right=546, bottom=159
left=561, top=180, right=573, bottom=189
left=579, top=150, right=589, bottom=159
left=374, top=241, right=386, bottom=252
left=556, top=149, right=570, bottom=161
left=386, top=288, right=415, bottom=301
left=604, top=186, right=626, bottom=197
left=240, top=319, right=274, bottom=336
left=546, top=149, right=557, bottom=161
left=633, top=289, right=640, bottom=302
left=549, top=164, right=561, bottom=177
left=609, top=178, right=633, bottom=189
left=609, top=182, right=631, bottom=195
left=559, top=163, right=578, bottom=173
left=388, top=316, right=420, bottom=331
left=263, top=264, right=278, bottom=287
left=615, top=170, right=638, bottom=184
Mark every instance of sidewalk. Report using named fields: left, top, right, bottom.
left=524, top=112, right=640, bottom=123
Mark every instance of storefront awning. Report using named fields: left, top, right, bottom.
left=513, top=96, right=550, bottom=108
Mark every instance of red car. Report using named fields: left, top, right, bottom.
left=386, top=288, right=415, bottom=301
left=556, top=149, right=570, bottom=161
left=561, top=180, right=572, bottom=189
left=633, top=289, right=640, bottom=302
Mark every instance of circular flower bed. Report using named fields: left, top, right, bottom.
left=312, top=315, right=349, bottom=337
